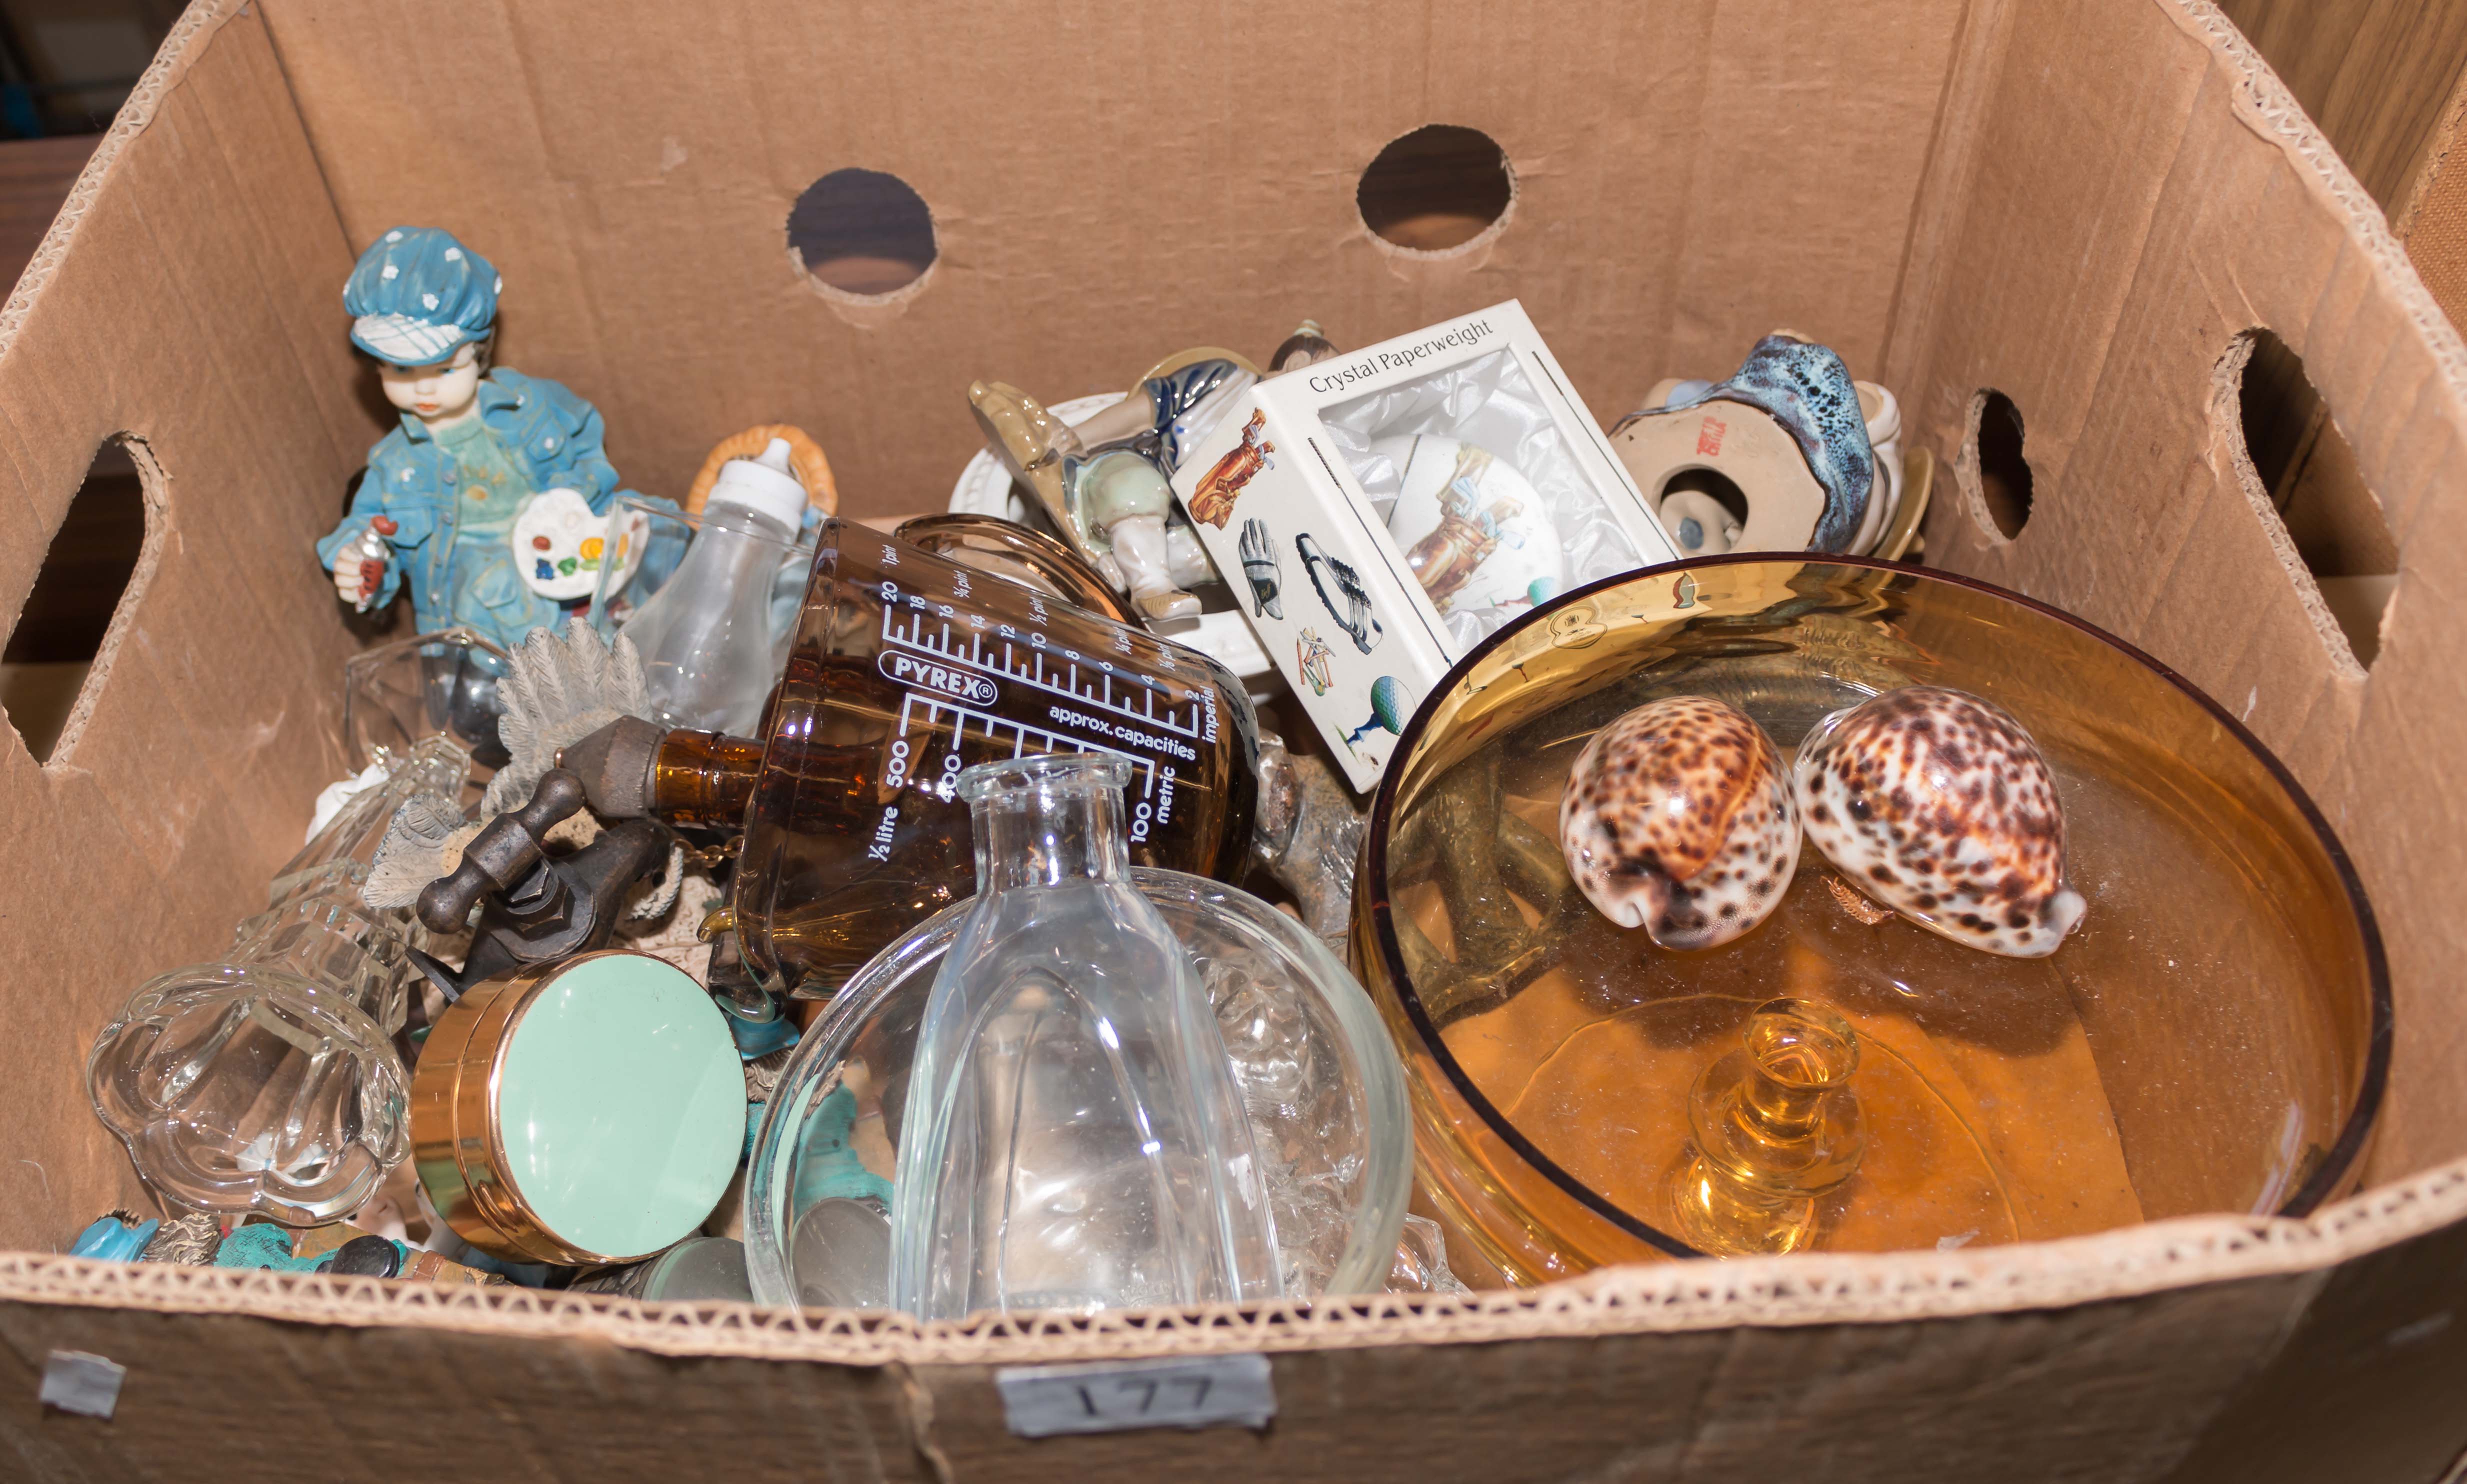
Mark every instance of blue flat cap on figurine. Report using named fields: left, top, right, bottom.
left=344, top=226, right=503, bottom=368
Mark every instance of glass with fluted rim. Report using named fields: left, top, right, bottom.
left=86, top=734, right=471, bottom=1224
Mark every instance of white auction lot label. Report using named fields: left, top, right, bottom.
left=996, top=1353, right=1276, bottom=1438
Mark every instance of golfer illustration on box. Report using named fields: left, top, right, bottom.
left=1187, top=410, right=1274, bottom=528
left=1384, top=435, right=1565, bottom=616
left=1402, top=466, right=1510, bottom=609
left=316, top=226, right=678, bottom=652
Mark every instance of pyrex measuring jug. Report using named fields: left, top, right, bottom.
left=730, top=522, right=1258, bottom=996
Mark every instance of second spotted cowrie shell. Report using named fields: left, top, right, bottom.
left=1793, top=686, right=2086, bottom=958
left=1560, top=696, right=1800, bottom=950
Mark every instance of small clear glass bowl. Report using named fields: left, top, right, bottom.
left=1356, top=556, right=2390, bottom=1282
left=88, top=962, right=407, bottom=1226
left=746, top=868, right=1413, bottom=1312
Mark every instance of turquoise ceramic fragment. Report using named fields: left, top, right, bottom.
left=69, top=1214, right=158, bottom=1263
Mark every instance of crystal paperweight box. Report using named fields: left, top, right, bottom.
left=1169, top=301, right=1680, bottom=790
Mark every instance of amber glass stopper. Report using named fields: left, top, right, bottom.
left=1667, top=998, right=1867, bottom=1256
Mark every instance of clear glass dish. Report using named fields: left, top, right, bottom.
left=746, top=866, right=1412, bottom=1312
left=1356, top=556, right=2390, bottom=1282
left=88, top=735, right=472, bottom=1224
left=342, top=628, right=512, bottom=772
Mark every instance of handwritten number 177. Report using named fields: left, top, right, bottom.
left=1076, top=1376, right=1214, bottom=1416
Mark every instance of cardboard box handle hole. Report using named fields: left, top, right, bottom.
left=788, top=168, right=937, bottom=303
left=1358, top=124, right=1514, bottom=254
left=1962, top=389, right=2034, bottom=542
left=2222, top=328, right=2397, bottom=671
left=0, top=434, right=160, bottom=767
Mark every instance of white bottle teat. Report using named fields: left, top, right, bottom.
left=706, top=436, right=807, bottom=530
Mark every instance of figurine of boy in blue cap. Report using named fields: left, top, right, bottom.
left=317, top=227, right=664, bottom=651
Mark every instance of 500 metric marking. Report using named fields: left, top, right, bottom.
left=878, top=692, right=1182, bottom=844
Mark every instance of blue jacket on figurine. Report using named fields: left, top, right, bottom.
left=318, top=226, right=682, bottom=648
left=316, top=368, right=649, bottom=640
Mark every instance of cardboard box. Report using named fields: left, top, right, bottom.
left=8, top=2, right=2467, bottom=1480
left=1172, top=302, right=1678, bottom=790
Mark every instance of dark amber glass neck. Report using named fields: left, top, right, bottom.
left=649, top=728, right=765, bottom=830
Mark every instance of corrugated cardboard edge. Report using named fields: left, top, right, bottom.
left=2162, top=0, right=2467, bottom=378
left=0, top=0, right=375, bottom=1245
left=0, top=0, right=280, bottom=781
left=4, top=0, right=2466, bottom=1388
left=2134, top=0, right=2467, bottom=685
left=0, top=0, right=243, bottom=358
left=4, top=1162, right=2460, bottom=1366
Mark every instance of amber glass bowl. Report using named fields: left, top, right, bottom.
left=1355, top=558, right=2389, bottom=1284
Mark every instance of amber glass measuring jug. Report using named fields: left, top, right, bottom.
left=724, top=520, right=1258, bottom=996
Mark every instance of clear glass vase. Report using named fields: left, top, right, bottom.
left=887, top=754, right=1282, bottom=1318
left=86, top=734, right=470, bottom=1225
left=742, top=864, right=1413, bottom=1312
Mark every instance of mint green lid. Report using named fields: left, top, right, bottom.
left=496, top=954, right=745, bottom=1260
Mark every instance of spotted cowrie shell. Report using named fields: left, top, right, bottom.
left=1793, top=686, right=2085, bottom=958
left=1560, top=696, right=1800, bottom=950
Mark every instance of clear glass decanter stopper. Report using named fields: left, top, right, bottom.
left=888, top=754, right=1282, bottom=1318
left=86, top=735, right=470, bottom=1224
left=1666, top=998, right=1868, bottom=1256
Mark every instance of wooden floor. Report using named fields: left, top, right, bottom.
left=0, top=136, right=98, bottom=300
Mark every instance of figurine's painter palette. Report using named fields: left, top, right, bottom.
left=512, top=488, right=650, bottom=602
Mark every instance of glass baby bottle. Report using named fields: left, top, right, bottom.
left=620, top=436, right=808, bottom=734
left=887, top=754, right=1282, bottom=1319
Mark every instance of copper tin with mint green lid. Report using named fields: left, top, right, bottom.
left=411, top=950, right=745, bottom=1266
